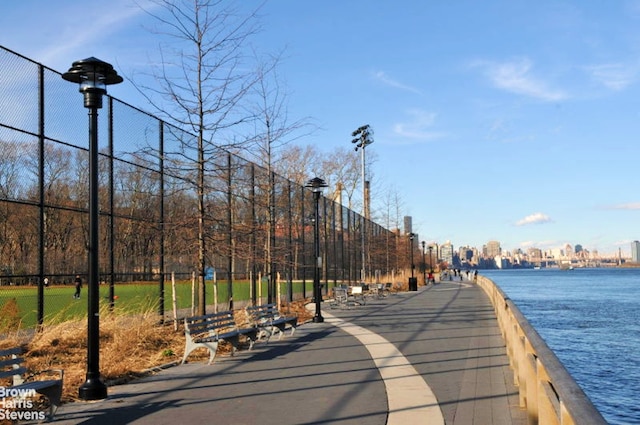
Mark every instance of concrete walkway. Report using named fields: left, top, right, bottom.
left=47, top=281, right=527, bottom=425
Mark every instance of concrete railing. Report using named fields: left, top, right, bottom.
left=476, top=275, right=607, bottom=425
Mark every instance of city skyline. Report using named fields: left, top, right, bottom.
left=418, top=235, right=630, bottom=262
left=1, top=1, right=640, bottom=256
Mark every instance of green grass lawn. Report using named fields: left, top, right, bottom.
left=0, top=279, right=318, bottom=330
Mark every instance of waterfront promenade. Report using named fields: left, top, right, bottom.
left=47, top=281, right=527, bottom=425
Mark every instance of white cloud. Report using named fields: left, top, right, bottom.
left=27, top=0, right=157, bottom=70
left=586, top=63, right=636, bottom=91
left=515, top=212, right=553, bottom=226
left=607, top=202, right=640, bottom=210
left=392, top=109, right=446, bottom=140
left=474, top=57, right=567, bottom=101
left=372, top=71, right=422, bottom=94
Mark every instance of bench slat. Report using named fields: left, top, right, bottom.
left=0, top=356, right=24, bottom=369
left=0, top=366, right=28, bottom=379
left=0, top=347, right=22, bottom=357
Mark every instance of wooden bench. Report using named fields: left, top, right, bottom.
left=182, top=311, right=258, bottom=365
left=245, top=303, right=298, bottom=342
left=0, top=347, right=64, bottom=420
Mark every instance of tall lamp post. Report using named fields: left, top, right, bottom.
left=428, top=245, right=434, bottom=274
left=421, top=241, right=426, bottom=285
left=351, top=125, right=373, bottom=282
left=408, top=233, right=417, bottom=290
left=306, top=177, right=328, bottom=323
left=62, top=57, right=122, bottom=401
left=409, top=233, right=415, bottom=278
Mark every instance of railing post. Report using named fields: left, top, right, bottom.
left=525, top=345, right=538, bottom=424
left=537, top=359, right=561, bottom=425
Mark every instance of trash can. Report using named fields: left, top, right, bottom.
left=408, top=277, right=418, bottom=291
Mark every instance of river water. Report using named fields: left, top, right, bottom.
left=481, top=268, right=640, bottom=425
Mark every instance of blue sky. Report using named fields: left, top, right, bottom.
left=2, top=0, right=640, bottom=257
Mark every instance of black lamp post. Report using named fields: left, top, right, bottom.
left=421, top=241, right=426, bottom=284
left=428, top=245, right=434, bottom=274
left=62, top=57, right=122, bottom=401
left=306, top=177, right=328, bottom=323
left=408, top=233, right=417, bottom=290
left=409, top=233, right=415, bottom=278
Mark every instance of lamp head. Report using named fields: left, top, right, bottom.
left=305, top=177, right=328, bottom=193
left=62, top=57, right=122, bottom=108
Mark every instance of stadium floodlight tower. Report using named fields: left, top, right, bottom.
left=351, top=124, right=373, bottom=283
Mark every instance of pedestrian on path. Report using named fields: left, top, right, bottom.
left=74, top=275, right=82, bottom=299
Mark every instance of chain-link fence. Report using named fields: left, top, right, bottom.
left=0, top=46, right=403, bottom=329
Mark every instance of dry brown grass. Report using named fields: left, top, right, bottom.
left=0, top=299, right=313, bottom=403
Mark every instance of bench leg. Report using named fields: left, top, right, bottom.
left=274, top=322, right=296, bottom=340
left=246, top=331, right=258, bottom=350
left=47, top=386, right=62, bottom=419
left=206, top=342, right=219, bottom=364
left=259, top=328, right=273, bottom=344
left=275, top=325, right=286, bottom=340
left=182, top=341, right=219, bottom=365
left=33, top=383, right=62, bottom=419
left=226, top=336, right=241, bottom=356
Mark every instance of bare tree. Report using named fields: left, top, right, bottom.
left=318, top=147, right=361, bottom=209
left=376, top=183, right=405, bottom=273
left=241, top=52, right=316, bottom=302
left=134, top=0, right=264, bottom=314
left=272, top=144, right=318, bottom=185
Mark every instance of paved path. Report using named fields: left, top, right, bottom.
left=48, top=281, right=527, bottom=425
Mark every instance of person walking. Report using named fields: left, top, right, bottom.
left=74, top=275, right=82, bottom=299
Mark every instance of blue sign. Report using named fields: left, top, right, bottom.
left=205, top=267, right=215, bottom=281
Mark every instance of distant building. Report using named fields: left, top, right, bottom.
left=402, top=216, right=419, bottom=253
left=458, top=246, right=474, bottom=263
left=484, top=240, right=501, bottom=259
left=495, top=255, right=509, bottom=269
left=632, top=241, right=640, bottom=263
left=550, top=248, right=563, bottom=259
left=403, top=216, right=412, bottom=235
left=527, top=247, right=542, bottom=259
left=440, top=241, right=454, bottom=266
left=565, top=244, right=573, bottom=258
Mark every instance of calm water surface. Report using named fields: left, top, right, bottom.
left=482, top=268, right=640, bottom=425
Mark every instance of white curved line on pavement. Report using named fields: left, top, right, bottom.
left=322, top=309, right=445, bottom=425
left=433, top=281, right=474, bottom=290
